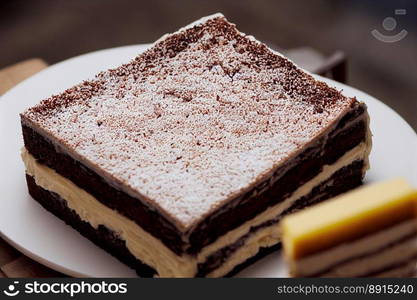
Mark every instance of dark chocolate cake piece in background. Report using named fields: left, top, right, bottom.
left=20, top=13, right=372, bottom=277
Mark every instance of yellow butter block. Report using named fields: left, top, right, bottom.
left=281, top=178, right=417, bottom=260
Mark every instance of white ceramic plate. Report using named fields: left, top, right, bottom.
left=0, top=45, right=416, bottom=277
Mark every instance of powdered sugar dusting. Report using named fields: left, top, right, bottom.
left=22, top=15, right=355, bottom=229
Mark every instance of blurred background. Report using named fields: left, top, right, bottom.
left=1, top=0, right=416, bottom=130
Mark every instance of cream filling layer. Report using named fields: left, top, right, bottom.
left=207, top=223, right=280, bottom=277
left=290, top=219, right=417, bottom=277
left=22, top=140, right=368, bottom=277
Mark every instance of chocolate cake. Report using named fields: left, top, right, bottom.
left=20, top=13, right=372, bottom=277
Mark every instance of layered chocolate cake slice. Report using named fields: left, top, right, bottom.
left=20, top=13, right=372, bottom=277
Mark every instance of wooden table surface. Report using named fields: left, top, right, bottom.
left=0, top=59, right=64, bottom=278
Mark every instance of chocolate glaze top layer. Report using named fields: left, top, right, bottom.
left=21, top=13, right=357, bottom=231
